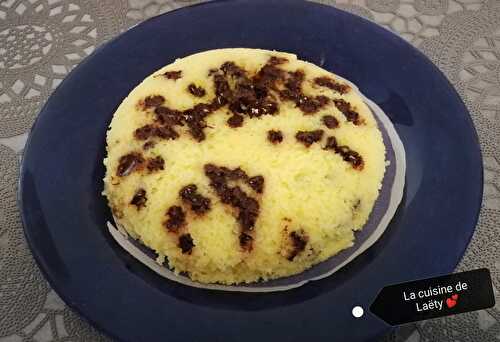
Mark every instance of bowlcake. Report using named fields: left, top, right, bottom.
left=103, top=48, right=386, bottom=285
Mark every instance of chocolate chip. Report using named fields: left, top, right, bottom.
left=322, top=115, right=339, bottom=129
left=268, top=56, right=289, bottom=65
left=239, top=233, right=253, bottom=251
left=143, top=141, right=156, bottom=150
left=324, top=136, right=338, bottom=150
left=179, top=184, right=211, bottom=215
left=314, top=76, right=350, bottom=94
left=256, top=99, right=278, bottom=116
left=339, top=148, right=364, bottom=170
left=130, top=188, right=147, bottom=209
left=144, top=95, right=165, bottom=108
left=248, top=175, right=264, bottom=194
left=164, top=70, right=182, bottom=80
left=295, top=130, right=324, bottom=147
left=221, top=61, right=247, bottom=78
left=277, top=70, right=330, bottom=114
left=116, top=152, right=145, bottom=177
left=178, top=234, right=194, bottom=254
left=183, top=103, right=213, bottom=142
left=298, top=95, right=330, bottom=114
left=134, top=124, right=178, bottom=141
left=254, top=63, right=285, bottom=91
left=186, top=120, right=206, bottom=142
left=213, top=73, right=231, bottom=106
left=324, top=136, right=364, bottom=170
left=204, top=164, right=263, bottom=249
left=191, top=103, right=213, bottom=118
left=146, top=156, right=164, bottom=172
left=204, top=163, right=226, bottom=186
left=154, top=106, right=183, bottom=126
left=218, top=184, right=233, bottom=205
left=224, top=62, right=280, bottom=118
left=188, top=84, right=206, bottom=97
left=333, top=99, right=362, bottom=125
left=237, top=198, right=259, bottom=231
left=179, top=184, right=197, bottom=198
left=155, top=126, right=179, bottom=140
left=227, top=114, right=244, bottom=128
left=267, top=130, right=283, bottom=144
left=285, top=70, right=305, bottom=92
left=165, top=206, right=186, bottom=232
left=316, top=95, right=330, bottom=106
left=346, top=110, right=361, bottom=125
left=288, top=231, right=308, bottom=261
left=229, top=167, right=247, bottom=180
left=134, top=124, right=156, bottom=140
left=229, top=186, right=247, bottom=207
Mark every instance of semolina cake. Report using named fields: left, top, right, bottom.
left=103, top=48, right=387, bottom=285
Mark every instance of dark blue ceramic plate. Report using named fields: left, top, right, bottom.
left=19, top=0, right=482, bottom=341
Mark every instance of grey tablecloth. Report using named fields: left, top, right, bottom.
left=1, top=0, right=499, bottom=341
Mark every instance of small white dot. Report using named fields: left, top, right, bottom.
left=352, top=306, right=364, bottom=318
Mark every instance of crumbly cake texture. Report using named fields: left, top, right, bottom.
left=103, top=48, right=386, bottom=285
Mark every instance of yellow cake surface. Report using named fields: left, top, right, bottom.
left=103, top=48, right=386, bottom=284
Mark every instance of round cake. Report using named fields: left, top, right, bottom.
left=103, top=48, right=386, bottom=285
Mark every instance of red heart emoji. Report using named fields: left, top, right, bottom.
left=451, top=294, right=458, bottom=301
left=446, top=298, right=457, bottom=308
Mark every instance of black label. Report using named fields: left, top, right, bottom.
left=370, top=268, right=495, bottom=325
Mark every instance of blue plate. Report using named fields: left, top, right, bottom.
left=19, top=0, right=482, bottom=341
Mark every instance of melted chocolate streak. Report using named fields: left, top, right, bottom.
left=134, top=58, right=363, bottom=171
left=204, top=164, right=264, bottom=251
left=116, top=153, right=165, bottom=177
left=136, top=57, right=341, bottom=142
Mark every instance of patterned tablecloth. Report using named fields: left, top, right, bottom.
left=1, top=0, right=499, bottom=341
